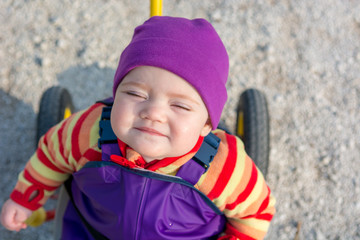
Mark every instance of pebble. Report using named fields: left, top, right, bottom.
left=42, top=57, right=52, bottom=67
left=211, top=10, right=222, bottom=22
left=56, top=39, right=68, bottom=49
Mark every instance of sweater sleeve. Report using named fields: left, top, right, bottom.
left=10, top=103, right=103, bottom=210
left=197, top=130, right=276, bottom=240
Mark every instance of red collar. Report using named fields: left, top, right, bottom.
left=110, top=136, right=204, bottom=171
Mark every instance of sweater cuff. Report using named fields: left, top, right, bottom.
left=10, top=185, right=44, bottom=211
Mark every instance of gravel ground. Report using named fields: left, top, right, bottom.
left=1, top=0, right=359, bottom=239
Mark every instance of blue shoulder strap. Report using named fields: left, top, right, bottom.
left=97, top=105, right=117, bottom=150
left=97, top=98, right=120, bottom=160
left=97, top=100, right=220, bottom=184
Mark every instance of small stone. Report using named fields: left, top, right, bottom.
left=98, top=61, right=106, bottom=69
left=356, top=51, right=360, bottom=61
left=211, top=10, right=222, bottom=22
left=56, top=39, right=68, bottom=49
left=42, top=58, right=51, bottom=67
left=33, top=35, right=42, bottom=44
left=40, top=42, right=49, bottom=51
left=322, top=156, right=331, bottom=165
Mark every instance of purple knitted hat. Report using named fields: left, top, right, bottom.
left=113, top=16, right=229, bottom=130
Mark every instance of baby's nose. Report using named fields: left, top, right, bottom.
left=139, top=102, right=167, bottom=123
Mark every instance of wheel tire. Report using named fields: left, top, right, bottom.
left=36, top=86, right=74, bottom=144
left=236, top=88, right=270, bottom=177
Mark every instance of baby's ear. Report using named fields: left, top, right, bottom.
left=200, top=119, right=212, bottom=137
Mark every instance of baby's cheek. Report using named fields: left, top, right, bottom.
left=176, top=132, right=200, bottom=152
left=110, top=114, right=123, bottom=138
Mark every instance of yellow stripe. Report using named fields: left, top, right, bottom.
left=29, top=157, right=68, bottom=182
left=50, top=111, right=82, bottom=168
left=63, top=111, right=83, bottom=157
left=47, top=124, right=65, bottom=165
left=212, top=137, right=246, bottom=208
left=18, top=172, right=31, bottom=186
left=269, top=194, right=276, bottom=208
left=89, top=115, right=101, bottom=148
left=41, top=134, right=64, bottom=170
left=197, top=169, right=206, bottom=186
left=224, top=172, right=266, bottom=217
left=156, top=164, right=178, bottom=174
left=238, top=217, right=271, bottom=232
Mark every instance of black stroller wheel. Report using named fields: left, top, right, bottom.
left=36, top=86, right=74, bottom=144
left=236, top=88, right=270, bottom=177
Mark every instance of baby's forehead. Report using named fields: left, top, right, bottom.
left=121, top=66, right=199, bottom=89
left=118, top=67, right=207, bottom=105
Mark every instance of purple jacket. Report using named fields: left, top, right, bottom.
left=60, top=109, right=226, bottom=239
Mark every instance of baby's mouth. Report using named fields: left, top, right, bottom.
left=134, top=127, right=166, bottom=137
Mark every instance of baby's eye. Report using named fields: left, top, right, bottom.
left=125, top=91, right=147, bottom=99
left=172, top=103, right=191, bottom=111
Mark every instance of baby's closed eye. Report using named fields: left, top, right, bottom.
left=171, top=102, right=191, bottom=111
left=125, top=91, right=147, bottom=99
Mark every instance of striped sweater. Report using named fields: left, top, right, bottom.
left=11, top=103, right=275, bottom=240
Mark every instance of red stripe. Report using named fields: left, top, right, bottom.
left=23, top=169, right=57, bottom=191
left=226, top=161, right=258, bottom=210
left=224, top=222, right=256, bottom=240
left=241, top=190, right=274, bottom=221
left=242, top=211, right=274, bottom=221
left=36, top=148, right=66, bottom=173
left=71, top=104, right=102, bottom=160
left=57, top=120, right=67, bottom=164
left=255, top=213, right=274, bottom=221
left=10, top=190, right=42, bottom=211
left=256, top=186, right=270, bottom=213
left=83, top=148, right=102, bottom=161
left=207, top=134, right=237, bottom=200
left=42, top=130, right=49, bottom=146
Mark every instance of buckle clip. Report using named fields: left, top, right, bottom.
left=98, top=106, right=117, bottom=149
left=192, top=132, right=220, bottom=172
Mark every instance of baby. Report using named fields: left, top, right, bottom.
left=1, top=16, right=275, bottom=239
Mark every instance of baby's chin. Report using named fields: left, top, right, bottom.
left=141, top=156, right=158, bottom=163
left=122, top=137, right=193, bottom=162
left=134, top=148, right=178, bottom=163
left=124, top=139, right=172, bottom=160
left=135, top=148, right=169, bottom=162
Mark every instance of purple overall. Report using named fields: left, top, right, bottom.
left=60, top=105, right=226, bottom=239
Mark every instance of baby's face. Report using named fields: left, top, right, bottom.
left=111, top=66, right=211, bottom=162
